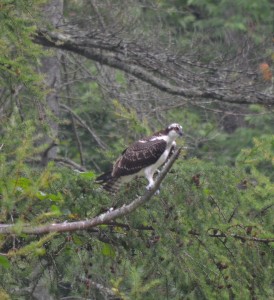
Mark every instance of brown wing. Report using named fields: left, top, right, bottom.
left=112, top=139, right=167, bottom=177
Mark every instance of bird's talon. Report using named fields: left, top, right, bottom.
left=155, top=189, right=160, bottom=195
left=146, top=184, right=154, bottom=191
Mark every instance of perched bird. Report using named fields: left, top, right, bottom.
left=95, top=123, right=183, bottom=193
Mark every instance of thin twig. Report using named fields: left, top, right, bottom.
left=60, top=103, right=108, bottom=150
left=54, top=157, right=87, bottom=171
left=61, top=54, right=85, bottom=165
left=189, top=230, right=274, bottom=244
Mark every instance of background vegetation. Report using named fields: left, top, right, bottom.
left=0, top=0, right=273, bottom=299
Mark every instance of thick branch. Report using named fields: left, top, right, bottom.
left=33, top=28, right=274, bottom=106
left=0, top=148, right=181, bottom=235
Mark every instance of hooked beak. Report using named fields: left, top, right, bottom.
left=179, top=128, right=183, bottom=137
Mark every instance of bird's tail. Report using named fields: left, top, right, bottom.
left=95, top=171, right=122, bottom=193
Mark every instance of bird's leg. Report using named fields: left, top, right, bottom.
left=146, top=177, right=161, bottom=195
left=146, top=179, right=155, bottom=191
left=154, top=188, right=160, bottom=195
left=145, top=170, right=160, bottom=194
left=154, top=169, right=161, bottom=175
left=144, top=169, right=154, bottom=190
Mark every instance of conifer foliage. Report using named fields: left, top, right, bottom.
left=0, top=0, right=273, bottom=299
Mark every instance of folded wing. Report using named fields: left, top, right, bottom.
left=112, top=139, right=167, bottom=177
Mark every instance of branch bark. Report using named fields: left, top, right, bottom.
left=38, top=1, right=63, bottom=163
left=0, top=147, right=182, bottom=235
left=33, top=27, right=274, bottom=106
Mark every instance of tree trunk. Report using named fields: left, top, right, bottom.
left=39, top=0, right=63, bottom=163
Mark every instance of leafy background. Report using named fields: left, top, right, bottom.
left=0, top=0, right=273, bottom=299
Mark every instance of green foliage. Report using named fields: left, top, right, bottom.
left=0, top=0, right=47, bottom=100
left=135, top=0, right=273, bottom=64
left=0, top=289, right=10, bottom=300
left=0, top=0, right=273, bottom=299
left=0, top=255, right=10, bottom=269
left=237, top=135, right=274, bottom=169
left=113, top=99, right=150, bottom=136
left=1, top=131, right=273, bottom=298
left=154, top=0, right=273, bottom=39
left=0, top=119, right=60, bottom=221
left=169, top=104, right=274, bottom=168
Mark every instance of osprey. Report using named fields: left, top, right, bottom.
left=95, top=123, right=183, bottom=193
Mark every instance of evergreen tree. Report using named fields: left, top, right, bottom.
left=0, top=0, right=273, bottom=299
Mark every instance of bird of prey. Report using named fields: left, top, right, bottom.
left=95, top=123, right=183, bottom=193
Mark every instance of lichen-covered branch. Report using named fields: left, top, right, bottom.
left=33, top=27, right=274, bottom=106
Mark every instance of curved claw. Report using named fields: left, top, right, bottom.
left=146, top=183, right=154, bottom=190
left=146, top=184, right=160, bottom=195
left=154, top=189, right=160, bottom=195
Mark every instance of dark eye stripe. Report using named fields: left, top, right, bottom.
left=168, top=124, right=182, bottom=132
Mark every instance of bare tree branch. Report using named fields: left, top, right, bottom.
left=189, top=229, right=274, bottom=244
left=53, top=157, right=87, bottom=171
left=61, top=54, right=85, bottom=166
left=33, top=27, right=274, bottom=106
left=12, top=85, right=24, bottom=122
left=211, top=234, right=274, bottom=244
left=26, top=156, right=87, bottom=172
left=0, top=147, right=182, bottom=235
left=78, top=277, right=120, bottom=299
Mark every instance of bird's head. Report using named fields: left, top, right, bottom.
left=167, top=123, right=183, bottom=139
